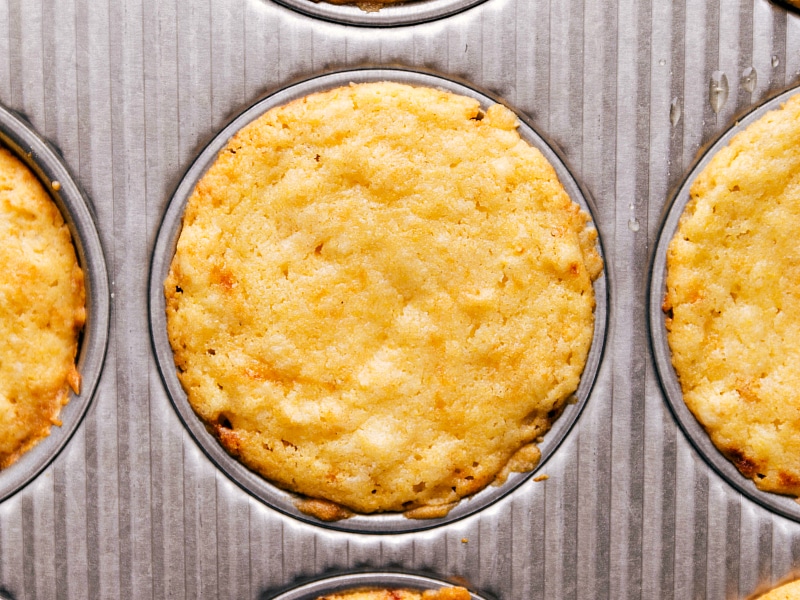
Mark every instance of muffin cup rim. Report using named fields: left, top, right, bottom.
left=264, top=570, right=491, bottom=600
left=0, top=101, right=110, bottom=502
left=269, top=0, right=489, bottom=28
left=149, top=66, right=609, bottom=534
left=648, top=84, right=800, bottom=523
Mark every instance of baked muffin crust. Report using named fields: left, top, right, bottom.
left=756, top=580, right=800, bottom=600
left=312, top=0, right=411, bottom=9
left=0, top=147, right=85, bottom=468
left=166, top=81, right=601, bottom=517
left=665, top=94, right=800, bottom=497
left=317, top=587, right=470, bottom=600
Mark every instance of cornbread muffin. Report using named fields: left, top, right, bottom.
left=756, top=580, right=800, bottom=600
left=664, top=93, right=800, bottom=498
left=312, top=0, right=409, bottom=10
left=317, top=587, right=470, bottom=600
left=166, top=81, right=602, bottom=517
left=0, top=147, right=85, bottom=468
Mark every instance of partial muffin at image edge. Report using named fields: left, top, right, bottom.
left=316, top=0, right=408, bottom=6
left=756, top=579, right=800, bottom=600
left=0, top=147, right=86, bottom=469
left=165, top=81, right=602, bottom=520
left=315, top=586, right=471, bottom=600
left=310, top=0, right=414, bottom=10
left=775, top=0, right=800, bottom=11
left=664, top=93, right=800, bottom=499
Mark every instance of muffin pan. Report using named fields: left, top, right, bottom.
left=149, top=66, right=608, bottom=534
left=4, top=0, right=800, bottom=598
left=0, top=102, right=109, bottom=502
left=649, top=85, right=800, bottom=524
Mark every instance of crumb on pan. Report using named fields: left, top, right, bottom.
left=296, top=497, right=354, bottom=521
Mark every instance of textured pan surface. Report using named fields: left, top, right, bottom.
left=1, top=0, right=800, bottom=598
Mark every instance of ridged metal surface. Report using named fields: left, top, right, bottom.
left=1, top=0, right=799, bottom=598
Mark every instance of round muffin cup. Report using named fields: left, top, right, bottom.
left=266, top=572, right=489, bottom=600
left=0, top=103, right=110, bottom=502
left=150, top=67, right=608, bottom=533
left=649, top=85, right=800, bottom=523
left=271, top=0, right=487, bottom=27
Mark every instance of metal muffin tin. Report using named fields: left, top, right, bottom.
left=649, top=85, right=800, bottom=524
left=267, top=571, right=490, bottom=599
left=4, top=0, right=800, bottom=597
left=272, top=0, right=487, bottom=27
left=0, top=102, right=109, bottom=502
left=149, top=67, right=608, bottom=534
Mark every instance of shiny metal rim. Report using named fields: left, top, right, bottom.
left=267, top=571, right=490, bottom=599
left=150, top=66, right=608, bottom=534
left=0, top=103, right=110, bottom=502
left=649, top=85, right=800, bottom=523
left=271, top=0, right=487, bottom=27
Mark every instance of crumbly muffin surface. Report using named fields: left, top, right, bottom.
left=0, top=148, right=85, bottom=468
left=665, top=94, right=800, bottom=497
left=317, top=587, right=471, bottom=600
left=756, top=580, right=800, bottom=600
left=166, top=82, right=601, bottom=517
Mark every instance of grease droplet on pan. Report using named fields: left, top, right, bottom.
left=741, top=67, right=758, bottom=93
left=670, top=97, right=682, bottom=127
left=709, top=71, right=729, bottom=114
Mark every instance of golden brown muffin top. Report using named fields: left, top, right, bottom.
left=166, top=82, right=601, bottom=518
left=0, top=147, right=85, bottom=468
left=314, top=0, right=412, bottom=11
left=665, top=93, right=800, bottom=497
left=756, top=580, right=800, bottom=600
left=317, top=587, right=471, bottom=600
